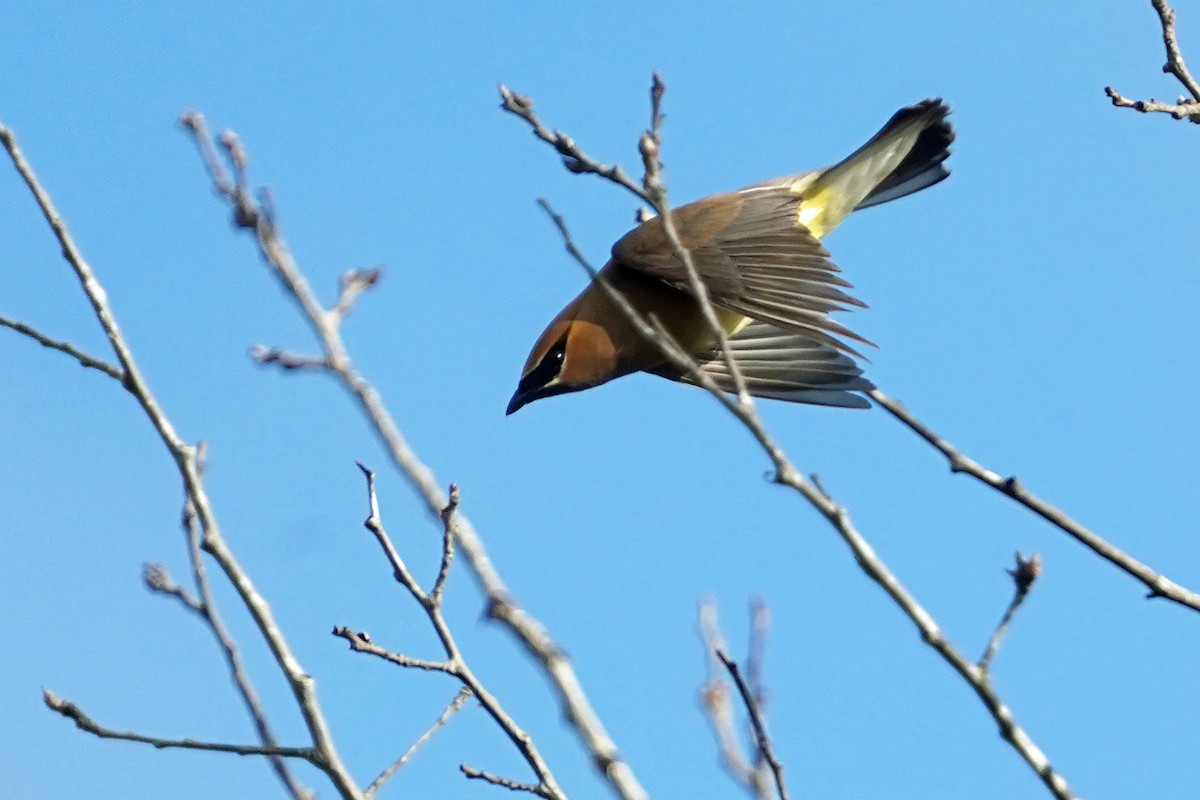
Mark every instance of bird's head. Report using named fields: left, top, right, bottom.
left=507, top=312, right=619, bottom=415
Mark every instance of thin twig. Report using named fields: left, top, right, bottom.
left=3, top=117, right=359, bottom=799
left=744, top=599, right=775, bottom=799
left=333, top=267, right=383, bottom=322
left=979, top=553, right=1042, bottom=673
left=431, top=484, right=460, bottom=605
left=697, top=600, right=757, bottom=792
left=499, top=85, right=644, bottom=197
left=0, top=314, right=124, bottom=380
left=868, top=387, right=1200, bottom=613
left=461, top=764, right=552, bottom=798
left=366, top=687, right=473, bottom=798
left=355, top=462, right=429, bottom=605
left=716, top=650, right=788, bottom=800
left=637, top=74, right=750, bottom=404
left=745, top=599, right=769, bottom=709
left=331, top=627, right=454, bottom=673
left=1153, top=0, right=1200, bottom=98
left=697, top=600, right=782, bottom=800
left=1104, top=87, right=1200, bottom=118
left=178, top=495, right=313, bottom=799
left=43, top=691, right=314, bottom=759
left=1105, top=0, right=1200, bottom=121
left=143, top=563, right=204, bottom=614
left=349, top=465, right=566, bottom=800
left=251, top=345, right=331, bottom=371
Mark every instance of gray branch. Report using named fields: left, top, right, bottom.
left=2, top=117, right=356, bottom=800
left=1105, top=0, right=1200, bottom=121
left=182, top=109, right=639, bottom=799
left=0, top=313, right=123, bottom=380
left=869, top=388, right=1200, bottom=613
left=44, top=690, right=314, bottom=760
left=365, top=687, right=473, bottom=798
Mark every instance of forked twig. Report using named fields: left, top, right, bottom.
left=980, top=553, right=1042, bottom=673
left=344, top=464, right=566, bottom=800
left=3, top=117, right=346, bottom=800
left=183, top=109, right=644, bottom=799
left=1105, top=0, right=1200, bottom=121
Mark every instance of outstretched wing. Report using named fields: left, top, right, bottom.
left=612, top=184, right=870, bottom=356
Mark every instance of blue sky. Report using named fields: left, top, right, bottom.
left=3, top=2, right=1199, bottom=798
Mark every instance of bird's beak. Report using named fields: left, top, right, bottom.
left=506, top=388, right=530, bottom=416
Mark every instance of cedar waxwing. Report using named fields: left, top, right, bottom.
left=507, top=99, right=953, bottom=415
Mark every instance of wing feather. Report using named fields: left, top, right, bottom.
left=651, top=319, right=874, bottom=409
left=611, top=185, right=869, bottom=354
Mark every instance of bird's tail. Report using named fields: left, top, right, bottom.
left=803, top=100, right=954, bottom=234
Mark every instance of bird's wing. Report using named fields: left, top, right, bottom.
left=650, top=319, right=874, bottom=408
left=611, top=184, right=870, bottom=356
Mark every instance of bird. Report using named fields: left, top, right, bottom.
left=507, top=99, right=953, bottom=415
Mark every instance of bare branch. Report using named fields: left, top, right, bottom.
left=143, top=466, right=310, bottom=795
left=698, top=600, right=785, bottom=799
left=177, top=497, right=313, bottom=800
left=716, top=650, right=788, bottom=800
left=980, top=553, right=1042, bottom=673
left=3, top=116, right=359, bottom=798
left=355, top=462, right=429, bottom=604
left=349, top=465, right=566, bottom=800
left=432, top=483, right=460, bottom=605
left=331, top=627, right=454, bottom=674
left=185, top=109, right=639, bottom=798
left=179, top=111, right=235, bottom=197
left=0, top=314, right=123, bottom=380
left=697, top=601, right=757, bottom=792
left=868, top=387, right=1200, bottom=613
left=1105, top=0, right=1200, bottom=121
left=637, top=76, right=750, bottom=404
left=1153, top=0, right=1200, bottom=98
left=251, top=345, right=331, bottom=371
left=745, top=598, right=769, bottom=708
left=44, top=690, right=314, bottom=760
left=1104, top=86, right=1200, bottom=119
left=366, top=687, right=473, bottom=798
left=499, top=85, right=644, bottom=199
left=143, top=563, right=204, bottom=614
left=333, top=266, right=384, bottom=322
left=461, top=764, right=553, bottom=798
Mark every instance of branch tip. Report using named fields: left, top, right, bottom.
left=1007, top=552, right=1042, bottom=594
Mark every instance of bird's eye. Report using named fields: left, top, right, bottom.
left=518, top=336, right=569, bottom=395
left=536, top=339, right=566, bottom=378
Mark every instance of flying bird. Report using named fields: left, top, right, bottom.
left=508, top=99, right=953, bottom=415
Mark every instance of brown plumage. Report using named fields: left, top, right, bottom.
left=508, top=99, right=954, bottom=415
